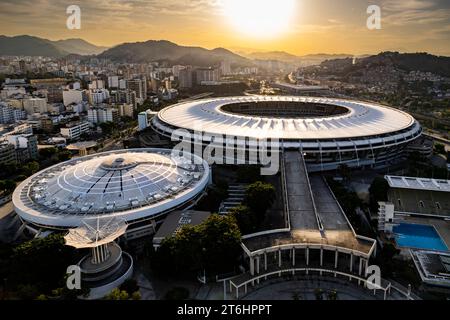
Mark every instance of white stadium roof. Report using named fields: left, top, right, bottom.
left=155, top=96, right=417, bottom=140
left=13, top=148, right=210, bottom=228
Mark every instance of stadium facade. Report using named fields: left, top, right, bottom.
left=151, top=96, right=422, bottom=171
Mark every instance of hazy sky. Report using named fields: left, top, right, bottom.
left=1, top=0, right=450, bottom=55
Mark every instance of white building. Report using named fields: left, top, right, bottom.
left=119, top=79, right=127, bottom=90
left=66, top=102, right=88, bottom=114
left=60, top=122, right=90, bottom=140
left=377, top=202, right=395, bottom=232
left=88, top=107, right=119, bottom=124
left=108, top=76, right=119, bottom=89
left=88, top=89, right=110, bottom=105
left=63, top=89, right=87, bottom=107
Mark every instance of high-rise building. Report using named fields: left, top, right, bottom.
left=195, top=67, right=220, bottom=85
left=127, top=78, right=147, bottom=103
left=138, top=111, right=150, bottom=131
left=116, top=104, right=135, bottom=118
left=220, top=60, right=232, bottom=76
left=150, top=78, right=160, bottom=93
left=118, top=79, right=127, bottom=90
left=178, top=66, right=193, bottom=89
left=88, top=107, right=119, bottom=124
left=110, top=90, right=137, bottom=108
left=108, top=76, right=119, bottom=89
left=88, top=89, right=110, bottom=105
left=0, top=142, right=16, bottom=166
left=172, top=65, right=186, bottom=78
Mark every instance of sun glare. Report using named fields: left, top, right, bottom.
left=223, top=0, right=296, bottom=38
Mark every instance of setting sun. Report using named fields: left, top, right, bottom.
left=222, top=0, right=296, bottom=38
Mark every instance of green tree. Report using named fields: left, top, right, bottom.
left=57, top=150, right=72, bottom=162
left=369, top=177, right=390, bottom=209
left=195, top=184, right=228, bottom=212
left=8, top=233, right=77, bottom=293
left=27, top=161, right=40, bottom=174
left=152, top=214, right=241, bottom=276
left=131, top=291, right=141, bottom=300
left=198, top=214, right=242, bottom=273
left=229, top=205, right=255, bottom=234
left=105, top=288, right=129, bottom=300
left=0, top=179, right=16, bottom=194
left=244, top=181, right=276, bottom=221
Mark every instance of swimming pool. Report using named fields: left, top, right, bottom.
left=393, top=223, right=448, bottom=251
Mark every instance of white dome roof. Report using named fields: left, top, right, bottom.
left=13, top=148, right=210, bottom=228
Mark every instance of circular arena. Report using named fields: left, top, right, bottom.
left=13, top=148, right=210, bottom=229
left=151, top=96, right=422, bottom=171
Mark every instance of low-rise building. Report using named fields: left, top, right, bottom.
left=0, top=103, right=27, bottom=124
left=60, top=121, right=90, bottom=140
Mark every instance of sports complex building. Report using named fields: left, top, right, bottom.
left=151, top=96, right=422, bottom=171
left=12, top=148, right=210, bottom=237
left=377, top=175, right=450, bottom=290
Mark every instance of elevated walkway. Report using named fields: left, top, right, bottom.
left=242, top=151, right=375, bottom=257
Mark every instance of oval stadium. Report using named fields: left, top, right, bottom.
left=151, top=96, right=422, bottom=171
left=12, top=148, right=210, bottom=231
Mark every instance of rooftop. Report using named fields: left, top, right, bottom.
left=153, top=210, right=210, bottom=245
left=156, top=96, right=417, bottom=140
left=385, top=175, right=450, bottom=193
left=13, top=148, right=210, bottom=228
left=411, top=250, right=450, bottom=288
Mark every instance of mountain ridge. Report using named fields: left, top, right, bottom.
left=0, top=35, right=107, bottom=56
left=98, top=39, right=251, bottom=66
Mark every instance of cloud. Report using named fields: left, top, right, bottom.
left=381, top=0, right=450, bottom=26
